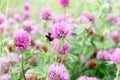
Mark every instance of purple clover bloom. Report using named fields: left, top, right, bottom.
left=51, top=22, right=71, bottom=38
left=59, top=0, right=69, bottom=7
left=7, top=18, right=15, bottom=26
left=0, top=13, right=5, bottom=24
left=97, top=50, right=110, bottom=60
left=107, top=13, right=116, bottom=22
left=0, top=74, right=11, bottom=80
left=23, top=11, right=30, bottom=20
left=115, top=18, right=120, bottom=27
left=78, top=15, right=89, bottom=24
left=110, top=48, right=120, bottom=63
left=59, top=42, right=72, bottom=54
left=0, top=56, right=11, bottom=74
left=40, top=7, right=53, bottom=20
left=81, top=11, right=95, bottom=21
left=23, top=20, right=33, bottom=33
left=110, top=30, right=120, bottom=43
left=53, top=39, right=72, bottom=54
left=24, top=3, right=30, bottom=11
left=14, top=14, right=21, bottom=22
left=48, top=63, right=69, bottom=80
left=14, top=30, right=30, bottom=51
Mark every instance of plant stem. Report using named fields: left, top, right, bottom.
left=56, top=37, right=64, bottom=62
left=22, top=54, right=26, bottom=80
left=115, top=64, right=120, bottom=80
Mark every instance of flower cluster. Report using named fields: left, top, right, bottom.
left=107, top=13, right=116, bottom=22
left=24, top=3, right=30, bottom=11
left=53, top=39, right=72, bottom=54
left=14, top=14, right=21, bottom=22
left=0, top=13, right=5, bottom=24
left=40, top=7, right=53, bottom=20
left=0, top=74, right=11, bottom=80
left=1, top=0, right=120, bottom=80
left=59, top=0, right=69, bottom=7
left=0, top=56, right=11, bottom=74
left=110, top=30, right=120, bottom=43
left=51, top=22, right=71, bottom=38
left=14, top=30, right=30, bottom=51
left=23, top=20, right=33, bottom=33
left=48, top=63, right=69, bottom=80
left=78, top=11, right=94, bottom=24
left=110, top=48, right=120, bottom=63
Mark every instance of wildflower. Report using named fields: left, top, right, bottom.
left=96, top=50, right=110, bottom=60
left=0, top=56, right=11, bottom=73
left=7, top=18, right=15, bottom=26
left=10, top=53, right=22, bottom=62
left=48, top=63, right=69, bottom=80
left=23, top=11, right=30, bottom=20
left=25, top=69, right=43, bottom=80
left=59, top=42, right=72, bottom=54
left=110, top=30, right=120, bottom=43
left=24, top=3, right=30, bottom=11
left=0, top=74, right=11, bottom=80
left=107, top=13, right=116, bottom=22
left=40, top=7, right=52, bottom=20
left=14, top=30, right=30, bottom=51
left=23, top=21, right=33, bottom=33
left=108, top=48, right=115, bottom=54
left=53, top=39, right=71, bottom=54
left=110, top=48, right=120, bottom=63
left=59, top=0, right=69, bottom=7
left=78, top=15, right=89, bottom=24
left=35, top=40, right=41, bottom=52
left=0, top=13, right=5, bottom=24
left=81, top=11, right=95, bottom=21
left=115, top=18, right=120, bottom=27
left=51, top=22, right=71, bottom=38
left=14, top=14, right=21, bottom=22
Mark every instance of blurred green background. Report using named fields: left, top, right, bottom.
left=0, top=0, right=82, bottom=21
left=1, top=0, right=120, bottom=18
left=1, top=0, right=120, bottom=33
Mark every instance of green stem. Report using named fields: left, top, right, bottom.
left=22, top=54, right=26, bottom=80
left=55, top=37, right=65, bottom=62
left=91, top=37, right=96, bottom=50
left=115, top=64, right=120, bottom=80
